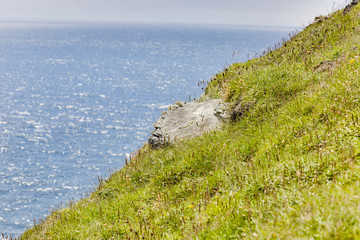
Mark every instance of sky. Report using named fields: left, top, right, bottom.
left=0, top=0, right=349, bottom=27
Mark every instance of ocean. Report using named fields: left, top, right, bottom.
left=0, top=22, right=289, bottom=236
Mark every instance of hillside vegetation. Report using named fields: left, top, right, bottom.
left=22, top=4, right=360, bottom=239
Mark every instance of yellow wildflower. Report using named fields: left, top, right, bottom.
left=350, top=59, right=355, bottom=64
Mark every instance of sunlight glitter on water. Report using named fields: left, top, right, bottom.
left=0, top=23, right=289, bottom=236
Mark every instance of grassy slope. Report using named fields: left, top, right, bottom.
left=22, top=5, right=360, bottom=239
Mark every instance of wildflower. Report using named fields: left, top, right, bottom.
left=188, top=204, right=194, bottom=208
left=350, top=59, right=355, bottom=64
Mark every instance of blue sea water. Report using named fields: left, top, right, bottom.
left=0, top=22, right=289, bottom=236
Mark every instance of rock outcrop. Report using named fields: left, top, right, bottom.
left=343, top=0, right=358, bottom=15
left=148, top=99, right=229, bottom=148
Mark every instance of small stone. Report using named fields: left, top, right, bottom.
left=148, top=99, right=229, bottom=149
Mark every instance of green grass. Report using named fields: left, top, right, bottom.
left=21, top=4, right=360, bottom=239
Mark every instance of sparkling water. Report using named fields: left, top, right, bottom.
left=0, top=22, right=289, bottom=236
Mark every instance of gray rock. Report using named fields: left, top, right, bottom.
left=148, top=99, right=229, bottom=149
left=214, top=102, right=230, bottom=121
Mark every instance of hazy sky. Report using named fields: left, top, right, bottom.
left=0, top=0, right=349, bottom=27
